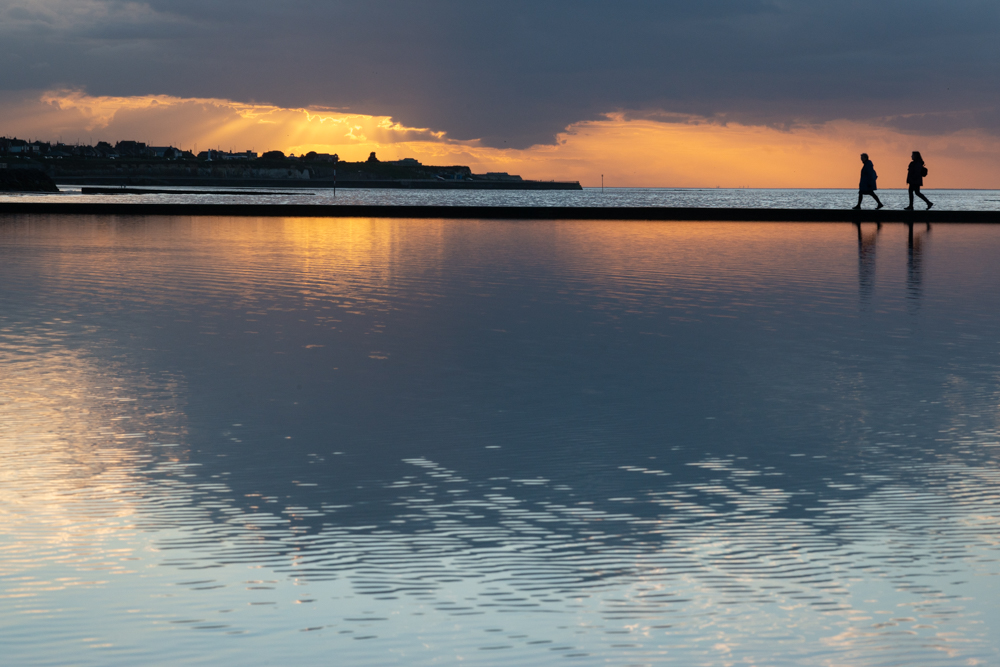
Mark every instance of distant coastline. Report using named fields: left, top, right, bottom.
left=64, top=178, right=580, bottom=191
left=0, top=138, right=581, bottom=191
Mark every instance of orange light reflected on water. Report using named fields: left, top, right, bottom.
left=0, top=342, right=188, bottom=588
left=3, top=215, right=1000, bottom=662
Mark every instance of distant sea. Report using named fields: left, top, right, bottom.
left=2, top=186, right=1000, bottom=209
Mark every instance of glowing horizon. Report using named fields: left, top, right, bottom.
left=3, top=90, right=1000, bottom=190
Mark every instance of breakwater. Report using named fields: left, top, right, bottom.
left=61, top=177, right=583, bottom=190
left=81, top=187, right=312, bottom=196
left=0, top=202, right=997, bottom=222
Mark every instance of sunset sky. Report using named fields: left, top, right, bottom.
left=2, top=1, right=999, bottom=188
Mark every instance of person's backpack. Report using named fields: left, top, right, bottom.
left=922, top=166, right=928, bottom=177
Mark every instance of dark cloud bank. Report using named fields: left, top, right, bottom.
left=2, top=0, right=999, bottom=148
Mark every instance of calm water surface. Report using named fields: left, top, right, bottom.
left=2, top=186, right=1000, bottom=210
left=1, top=216, right=999, bottom=665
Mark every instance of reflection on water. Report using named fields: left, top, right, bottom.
left=2, top=217, right=1000, bottom=665
left=857, top=221, right=933, bottom=311
left=855, top=222, right=880, bottom=306
left=907, top=223, right=929, bottom=303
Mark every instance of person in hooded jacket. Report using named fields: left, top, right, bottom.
left=852, top=153, right=883, bottom=209
left=906, top=151, right=933, bottom=210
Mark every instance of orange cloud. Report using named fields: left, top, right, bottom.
left=3, top=90, right=1000, bottom=189
left=494, top=115, right=1000, bottom=189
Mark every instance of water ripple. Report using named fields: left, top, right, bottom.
left=2, top=217, right=1000, bottom=665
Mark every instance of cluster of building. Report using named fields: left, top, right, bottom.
left=0, top=139, right=529, bottom=185
left=1, top=139, right=456, bottom=172
left=200, top=148, right=260, bottom=161
left=0, top=137, right=196, bottom=160
left=0, top=138, right=306, bottom=163
left=1, top=137, right=350, bottom=164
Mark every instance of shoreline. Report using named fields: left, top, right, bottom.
left=0, top=202, right=996, bottom=222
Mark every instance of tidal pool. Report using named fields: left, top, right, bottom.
left=1, top=216, right=998, bottom=665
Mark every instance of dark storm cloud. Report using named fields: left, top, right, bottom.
left=2, top=0, right=999, bottom=147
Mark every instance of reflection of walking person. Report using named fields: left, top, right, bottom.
left=852, top=153, right=882, bottom=209
left=905, top=151, right=933, bottom=210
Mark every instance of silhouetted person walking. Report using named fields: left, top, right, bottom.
left=852, top=153, right=882, bottom=209
left=905, top=151, right=933, bottom=210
